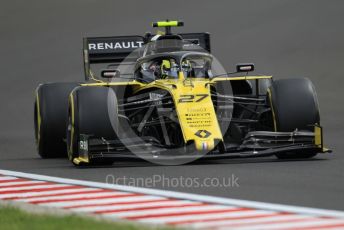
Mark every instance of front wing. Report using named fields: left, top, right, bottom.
left=73, top=125, right=331, bottom=164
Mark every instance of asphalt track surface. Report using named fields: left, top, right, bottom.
left=1, top=0, right=344, bottom=211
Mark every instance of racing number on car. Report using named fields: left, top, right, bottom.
left=178, top=94, right=208, bottom=103
left=79, top=140, right=88, bottom=151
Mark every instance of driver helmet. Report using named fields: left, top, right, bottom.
left=181, top=59, right=192, bottom=77
left=160, top=59, right=171, bottom=79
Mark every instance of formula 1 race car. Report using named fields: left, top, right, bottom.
left=34, top=20, right=331, bottom=166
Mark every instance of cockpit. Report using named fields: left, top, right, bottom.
left=135, top=52, right=213, bottom=83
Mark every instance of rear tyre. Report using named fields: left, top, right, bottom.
left=252, top=78, right=272, bottom=96
left=268, top=78, right=320, bottom=159
left=67, top=86, right=119, bottom=166
left=34, top=83, right=79, bottom=158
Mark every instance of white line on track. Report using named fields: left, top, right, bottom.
left=69, top=200, right=200, bottom=212
left=138, top=210, right=274, bottom=224
left=0, top=176, right=17, bottom=181
left=0, top=184, right=72, bottom=192
left=16, top=191, right=131, bottom=202
left=0, top=188, right=99, bottom=199
left=103, top=205, right=233, bottom=218
left=0, top=180, right=46, bottom=187
left=39, top=195, right=165, bottom=207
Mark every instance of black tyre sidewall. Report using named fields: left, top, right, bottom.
left=270, top=78, right=320, bottom=132
left=35, top=83, right=79, bottom=158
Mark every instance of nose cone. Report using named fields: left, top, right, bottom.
left=195, top=139, right=215, bottom=151
left=170, top=80, right=223, bottom=152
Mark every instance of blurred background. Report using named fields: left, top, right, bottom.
left=1, top=0, right=344, bottom=210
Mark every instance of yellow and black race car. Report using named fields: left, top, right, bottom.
left=34, top=20, right=331, bottom=166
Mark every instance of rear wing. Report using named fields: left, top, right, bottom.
left=83, top=33, right=211, bottom=80
left=83, top=35, right=145, bottom=80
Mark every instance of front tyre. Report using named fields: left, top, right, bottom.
left=268, top=78, right=320, bottom=159
left=67, top=86, right=119, bottom=166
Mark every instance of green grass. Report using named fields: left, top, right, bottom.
left=0, top=205, right=177, bottom=230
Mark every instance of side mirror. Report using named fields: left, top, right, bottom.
left=236, top=63, right=254, bottom=72
left=101, top=69, right=120, bottom=78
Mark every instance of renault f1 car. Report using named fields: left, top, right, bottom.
left=34, top=20, right=331, bottom=166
